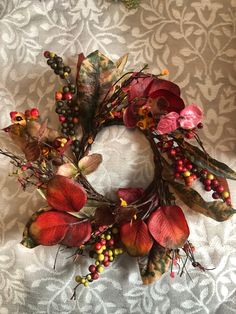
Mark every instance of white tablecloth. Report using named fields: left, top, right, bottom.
left=0, top=1, right=236, bottom=313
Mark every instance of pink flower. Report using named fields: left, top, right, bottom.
left=157, top=112, right=179, bottom=134
left=179, top=104, right=203, bottom=130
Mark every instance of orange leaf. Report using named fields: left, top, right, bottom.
left=148, top=206, right=189, bottom=249
left=120, top=220, right=153, bottom=257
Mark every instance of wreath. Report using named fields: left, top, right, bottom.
left=1, top=50, right=236, bottom=298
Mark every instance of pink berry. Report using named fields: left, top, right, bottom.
left=63, top=92, right=73, bottom=100
left=169, top=148, right=176, bottom=156
left=225, top=197, right=231, bottom=206
left=100, top=239, right=106, bottom=245
left=107, top=239, right=114, bottom=246
left=186, top=163, right=193, bottom=170
left=170, top=271, right=175, bottom=278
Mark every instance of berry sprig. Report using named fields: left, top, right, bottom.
left=44, top=51, right=81, bottom=156
left=73, top=227, right=124, bottom=292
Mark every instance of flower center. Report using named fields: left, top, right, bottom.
left=87, top=125, right=155, bottom=200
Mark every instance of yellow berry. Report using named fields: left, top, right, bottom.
left=118, top=248, right=124, bottom=254
left=86, top=275, right=92, bottom=280
left=96, top=248, right=103, bottom=254
left=109, top=256, right=114, bottom=262
left=64, top=72, right=69, bottom=77
left=84, top=282, right=89, bottom=287
left=108, top=250, right=113, bottom=257
left=207, top=174, right=214, bottom=180
left=81, top=278, right=86, bottom=284
left=95, top=261, right=100, bottom=266
left=50, top=52, right=55, bottom=58
left=97, top=254, right=105, bottom=261
left=114, top=249, right=120, bottom=255
left=222, top=191, right=230, bottom=198
left=97, top=265, right=104, bottom=273
left=100, top=234, right=105, bottom=239
left=183, top=171, right=191, bottom=177
left=75, top=276, right=82, bottom=283
left=106, top=235, right=111, bottom=240
left=102, top=245, right=106, bottom=250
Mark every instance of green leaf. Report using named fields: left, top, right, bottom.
left=170, top=181, right=236, bottom=221
left=76, top=50, right=128, bottom=133
left=139, top=244, right=171, bottom=285
left=179, top=141, right=236, bottom=180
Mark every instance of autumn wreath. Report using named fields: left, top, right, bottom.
left=1, top=50, right=236, bottom=298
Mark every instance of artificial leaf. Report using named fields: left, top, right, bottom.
left=78, top=153, right=103, bottom=175
left=76, top=50, right=125, bottom=132
left=24, top=140, right=41, bottom=161
left=24, top=210, right=91, bottom=247
left=139, top=243, right=171, bottom=285
left=117, top=187, right=144, bottom=204
left=46, top=175, right=87, bottom=212
left=56, top=162, right=78, bottom=178
left=27, top=120, right=59, bottom=141
left=148, top=205, right=189, bottom=249
left=170, top=181, right=236, bottom=221
left=94, top=206, right=115, bottom=226
left=179, top=140, right=236, bottom=180
left=120, top=219, right=153, bottom=257
left=113, top=206, right=137, bottom=223
left=115, top=53, right=128, bottom=72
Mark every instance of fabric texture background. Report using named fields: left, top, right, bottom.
left=0, top=0, right=236, bottom=313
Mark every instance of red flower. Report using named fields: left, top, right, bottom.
left=123, top=74, right=185, bottom=128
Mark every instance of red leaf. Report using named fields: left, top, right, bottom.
left=47, top=175, right=87, bottom=212
left=29, top=210, right=91, bottom=247
left=117, top=188, right=144, bottom=204
left=149, top=89, right=185, bottom=113
left=120, top=220, right=153, bottom=257
left=148, top=206, right=189, bottom=249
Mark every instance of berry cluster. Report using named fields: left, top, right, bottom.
left=200, top=170, right=231, bottom=205
left=44, top=51, right=81, bottom=156
left=157, top=139, right=231, bottom=205
left=75, top=227, right=124, bottom=287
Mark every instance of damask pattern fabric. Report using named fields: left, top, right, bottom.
left=0, top=0, right=236, bottom=313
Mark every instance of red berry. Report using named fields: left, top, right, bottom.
left=182, top=167, right=187, bottom=172
left=88, top=265, right=96, bottom=273
left=216, top=185, right=224, bottom=193
left=100, top=239, right=106, bottom=245
left=94, top=243, right=102, bottom=250
left=103, top=261, right=110, bottom=267
left=103, top=255, right=109, bottom=263
left=200, top=169, right=208, bottom=175
left=44, top=51, right=50, bottom=58
left=197, top=122, right=203, bottom=129
left=169, top=148, right=176, bottom=156
left=205, top=186, right=212, bottom=191
left=204, top=179, right=211, bottom=186
left=185, top=132, right=194, bottom=139
left=107, top=239, right=114, bottom=246
left=59, top=115, right=66, bottom=122
left=30, top=108, right=39, bottom=118
left=225, top=197, right=231, bottom=206
left=63, top=92, right=73, bottom=100
left=91, top=272, right=99, bottom=280
left=211, top=179, right=219, bottom=188
left=174, top=172, right=180, bottom=179
left=186, top=163, right=193, bottom=170
left=212, top=192, right=220, bottom=199
left=177, top=159, right=183, bottom=166
left=176, top=166, right=183, bottom=172
left=170, top=271, right=175, bottom=278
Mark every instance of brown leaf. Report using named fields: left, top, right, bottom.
left=113, top=206, right=137, bottom=223
left=78, top=153, right=102, bottom=175
left=94, top=206, right=115, bottom=226
left=139, top=244, right=171, bottom=285
left=24, top=140, right=41, bottom=161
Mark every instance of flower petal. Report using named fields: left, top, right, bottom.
left=149, top=89, right=185, bottom=113
left=179, top=104, right=203, bottom=129
left=117, top=188, right=144, bottom=204
left=123, top=106, right=139, bottom=128
left=157, top=112, right=179, bottom=134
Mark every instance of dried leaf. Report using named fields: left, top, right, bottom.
left=46, top=175, right=87, bottom=212
left=24, top=140, right=41, bottom=161
left=115, top=53, right=128, bottom=72
left=170, top=181, right=236, bottom=221
left=94, top=206, right=115, bottom=226
left=120, top=219, right=153, bottom=257
left=139, top=244, right=171, bottom=285
left=148, top=206, right=190, bottom=249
